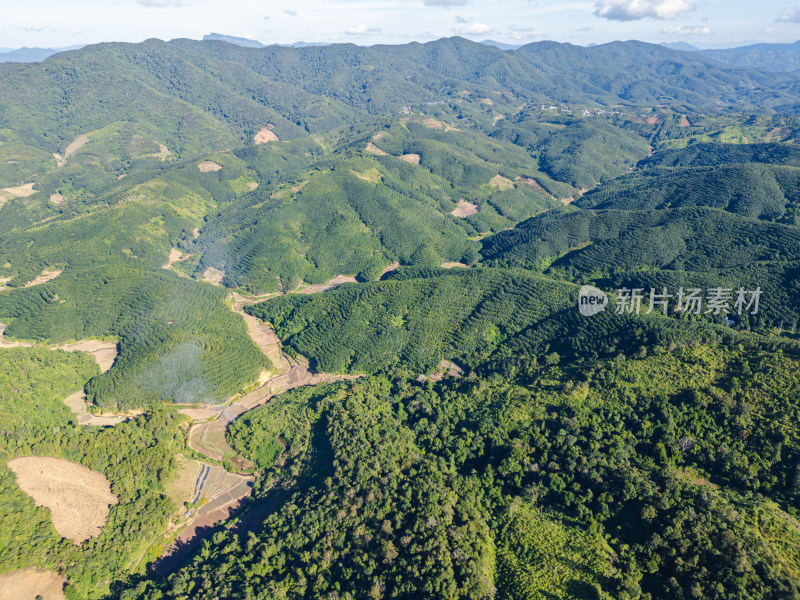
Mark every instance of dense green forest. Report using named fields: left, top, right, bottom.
left=124, top=344, right=800, bottom=600
left=1, top=34, right=800, bottom=600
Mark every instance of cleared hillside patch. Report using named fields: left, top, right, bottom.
left=451, top=200, right=479, bottom=218
left=56, top=340, right=118, bottom=373
left=23, top=267, right=62, bottom=287
left=254, top=127, right=279, bottom=144
left=203, top=266, right=225, bottom=286
left=49, top=192, right=66, bottom=208
left=489, top=174, right=514, bottom=190
left=365, top=142, right=388, bottom=156
left=197, top=160, right=222, bottom=173
left=7, top=456, right=118, bottom=544
left=0, top=567, right=66, bottom=600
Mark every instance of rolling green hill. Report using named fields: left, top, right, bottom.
left=577, top=163, right=800, bottom=223
left=2, top=34, right=800, bottom=600
left=246, top=265, right=791, bottom=377
left=129, top=343, right=800, bottom=600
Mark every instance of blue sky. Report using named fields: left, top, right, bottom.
left=1, top=0, right=799, bottom=49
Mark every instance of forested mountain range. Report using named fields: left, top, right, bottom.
left=699, top=41, right=800, bottom=74
left=1, top=36, right=800, bottom=600
left=2, top=36, right=800, bottom=156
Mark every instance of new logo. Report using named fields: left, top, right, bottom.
left=578, top=285, right=608, bottom=317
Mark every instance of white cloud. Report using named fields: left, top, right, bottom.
left=345, top=24, right=382, bottom=36
left=662, top=24, right=711, bottom=34
left=453, top=21, right=495, bottom=35
left=23, top=21, right=45, bottom=32
left=776, top=5, right=800, bottom=22
left=454, top=15, right=470, bottom=23
left=594, top=0, right=695, bottom=21
left=404, top=31, right=438, bottom=39
left=424, top=0, right=470, bottom=7
left=509, top=25, right=543, bottom=40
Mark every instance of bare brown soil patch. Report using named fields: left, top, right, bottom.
left=153, top=142, right=170, bottom=161
left=365, top=142, right=388, bottom=156
left=231, top=293, right=290, bottom=373
left=0, top=567, right=66, bottom=600
left=53, top=134, right=90, bottom=167
left=0, top=323, right=35, bottom=348
left=400, top=153, right=421, bottom=164
left=352, top=169, right=381, bottom=183
left=1, top=183, right=36, bottom=205
left=56, top=340, right=117, bottom=373
left=442, top=262, right=469, bottom=269
left=421, top=118, right=459, bottom=132
left=679, top=115, right=691, bottom=128
left=489, top=174, right=514, bottom=190
left=62, top=391, right=133, bottom=426
left=645, top=116, right=660, bottom=126
left=429, top=359, right=464, bottom=382
left=561, top=196, right=576, bottom=205
left=203, top=267, right=225, bottom=287
left=49, top=192, right=66, bottom=208
left=8, top=456, right=118, bottom=543
left=254, top=127, right=279, bottom=144
left=23, top=267, right=62, bottom=288
left=247, top=181, right=259, bottom=191
left=515, top=176, right=558, bottom=200
left=380, top=262, right=400, bottom=278
left=162, top=248, right=189, bottom=270
left=296, top=275, right=357, bottom=295
left=478, top=98, right=494, bottom=106
left=178, top=407, right=220, bottom=420
left=64, top=135, right=89, bottom=158
left=197, top=160, right=222, bottom=173
left=451, top=200, right=479, bottom=218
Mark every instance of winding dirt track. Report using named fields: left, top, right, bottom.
left=186, top=292, right=359, bottom=467
left=160, top=285, right=360, bottom=568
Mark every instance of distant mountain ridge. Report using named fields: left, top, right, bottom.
left=698, top=40, right=800, bottom=73
left=203, top=33, right=265, bottom=48
left=0, top=45, right=83, bottom=63
left=1, top=36, right=800, bottom=155
left=480, top=39, right=522, bottom=51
